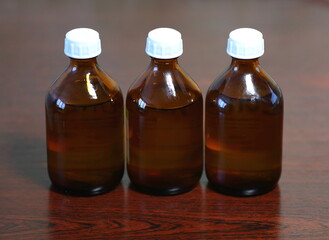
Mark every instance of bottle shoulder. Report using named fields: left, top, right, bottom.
left=207, top=64, right=282, bottom=101
left=47, top=64, right=123, bottom=106
left=127, top=65, right=202, bottom=109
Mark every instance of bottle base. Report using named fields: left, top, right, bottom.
left=129, top=182, right=196, bottom=196
left=208, top=182, right=277, bottom=197
left=50, top=183, right=119, bottom=197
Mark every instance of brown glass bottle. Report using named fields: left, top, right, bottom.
left=45, top=29, right=124, bottom=196
left=206, top=57, right=283, bottom=196
left=126, top=56, right=203, bottom=195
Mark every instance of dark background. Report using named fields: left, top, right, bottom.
left=0, top=0, right=329, bottom=239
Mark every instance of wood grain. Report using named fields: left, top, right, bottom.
left=1, top=0, right=329, bottom=239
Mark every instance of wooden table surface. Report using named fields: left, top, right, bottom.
left=1, top=0, right=329, bottom=239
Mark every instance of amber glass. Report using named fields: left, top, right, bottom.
left=126, top=58, right=203, bottom=195
left=45, top=58, right=124, bottom=196
left=205, top=58, right=283, bottom=196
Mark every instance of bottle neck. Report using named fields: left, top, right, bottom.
left=69, top=57, right=98, bottom=68
left=230, top=57, right=261, bottom=71
left=149, top=57, right=179, bottom=69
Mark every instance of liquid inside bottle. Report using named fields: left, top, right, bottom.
left=45, top=28, right=124, bottom=196
left=206, top=87, right=283, bottom=196
left=127, top=57, right=203, bottom=195
left=46, top=89, right=124, bottom=195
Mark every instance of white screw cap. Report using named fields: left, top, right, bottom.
left=64, top=28, right=101, bottom=59
left=145, top=28, right=183, bottom=59
left=226, top=28, right=264, bottom=59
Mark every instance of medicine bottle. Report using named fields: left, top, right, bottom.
left=45, top=28, right=124, bottom=196
left=126, top=28, right=203, bottom=195
left=205, top=28, right=283, bottom=196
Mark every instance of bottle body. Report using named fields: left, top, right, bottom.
left=127, top=58, right=203, bottom=195
left=46, top=58, right=124, bottom=195
left=205, top=59, right=283, bottom=196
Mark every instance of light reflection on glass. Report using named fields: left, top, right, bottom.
left=270, top=88, right=278, bottom=104
left=86, top=73, right=97, bottom=99
left=165, top=73, right=176, bottom=97
left=56, top=99, right=65, bottom=110
left=138, top=98, right=147, bottom=109
left=217, top=98, right=227, bottom=109
left=245, top=74, right=256, bottom=96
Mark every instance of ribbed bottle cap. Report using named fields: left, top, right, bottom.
left=145, top=28, right=183, bottom=59
left=226, top=28, right=264, bottom=59
left=64, top=28, right=101, bottom=59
